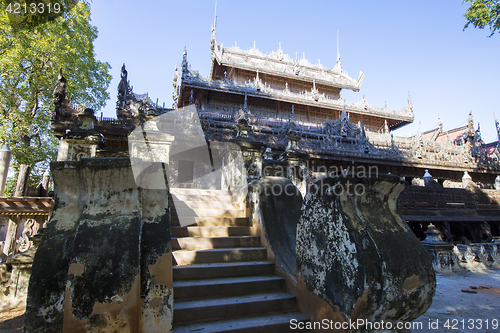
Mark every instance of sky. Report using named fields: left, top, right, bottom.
left=90, top=0, right=500, bottom=143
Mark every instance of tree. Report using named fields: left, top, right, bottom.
left=0, top=1, right=111, bottom=194
left=463, top=0, right=500, bottom=36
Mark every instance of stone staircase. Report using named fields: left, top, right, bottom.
left=170, top=188, right=309, bottom=332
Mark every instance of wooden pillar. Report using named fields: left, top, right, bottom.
left=3, top=216, right=19, bottom=256
left=14, top=165, right=30, bottom=197
left=0, top=144, right=12, bottom=196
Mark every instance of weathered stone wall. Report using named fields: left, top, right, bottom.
left=24, top=158, right=173, bottom=333
left=296, top=175, right=436, bottom=327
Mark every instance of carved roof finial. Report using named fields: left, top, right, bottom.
left=468, top=111, right=475, bottom=136
left=438, top=115, right=443, bottom=132
left=407, top=92, right=413, bottom=111
left=360, top=121, right=367, bottom=138
left=340, top=105, right=347, bottom=120
left=58, top=68, right=65, bottom=81
left=182, top=46, right=188, bottom=73
left=53, top=68, right=67, bottom=110
left=121, top=63, right=127, bottom=80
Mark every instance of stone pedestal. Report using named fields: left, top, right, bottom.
left=421, top=224, right=454, bottom=273
left=24, top=158, right=173, bottom=333
left=57, top=109, right=105, bottom=161
left=128, top=112, right=175, bottom=190
left=221, top=119, right=265, bottom=190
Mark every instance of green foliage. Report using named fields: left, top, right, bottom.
left=0, top=1, right=111, bottom=186
left=463, top=0, right=500, bottom=36
left=3, top=0, right=79, bottom=32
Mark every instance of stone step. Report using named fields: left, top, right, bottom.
left=171, top=216, right=250, bottom=227
left=172, top=236, right=260, bottom=250
left=174, top=207, right=245, bottom=218
left=171, top=193, right=234, bottom=202
left=171, top=188, right=231, bottom=196
left=172, top=261, right=275, bottom=281
left=173, top=275, right=285, bottom=301
left=173, top=292, right=298, bottom=325
left=173, top=247, right=267, bottom=266
left=171, top=226, right=253, bottom=238
left=174, top=200, right=238, bottom=210
left=172, top=312, right=310, bottom=333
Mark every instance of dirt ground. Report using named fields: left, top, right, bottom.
left=1, top=269, right=498, bottom=333
left=0, top=308, right=24, bottom=333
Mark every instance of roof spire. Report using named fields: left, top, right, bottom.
left=211, top=2, right=217, bottom=51
left=212, top=1, right=217, bottom=32
left=333, top=30, right=342, bottom=73
left=337, top=30, right=340, bottom=63
left=495, top=113, right=500, bottom=141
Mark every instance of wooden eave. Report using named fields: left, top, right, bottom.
left=180, top=81, right=413, bottom=124
left=212, top=52, right=361, bottom=92
left=0, top=197, right=54, bottom=216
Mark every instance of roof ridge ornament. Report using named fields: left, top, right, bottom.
left=407, top=92, right=413, bottom=113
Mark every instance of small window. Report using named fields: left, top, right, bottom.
left=178, top=160, right=194, bottom=183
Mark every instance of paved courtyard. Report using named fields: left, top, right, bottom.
left=412, top=269, right=500, bottom=333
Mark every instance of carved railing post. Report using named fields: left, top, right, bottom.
left=423, top=169, right=433, bottom=187
left=421, top=224, right=454, bottom=273
left=279, top=128, right=309, bottom=197
left=262, top=148, right=287, bottom=178
left=462, top=171, right=473, bottom=188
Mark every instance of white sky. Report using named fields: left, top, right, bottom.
left=90, top=0, right=500, bottom=143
